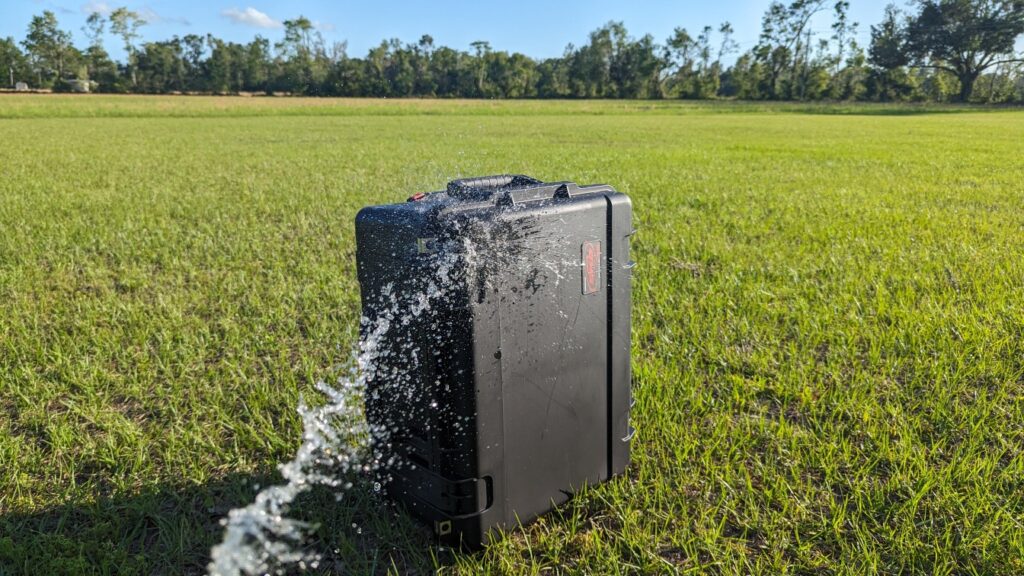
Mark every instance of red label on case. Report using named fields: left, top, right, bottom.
left=582, top=240, right=602, bottom=295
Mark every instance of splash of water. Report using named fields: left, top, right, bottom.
left=208, top=244, right=462, bottom=576
left=207, top=212, right=557, bottom=575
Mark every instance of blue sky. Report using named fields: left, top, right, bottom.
left=4, top=0, right=892, bottom=61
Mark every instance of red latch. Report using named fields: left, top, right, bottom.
left=407, top=192, right=428, bottom=202
left=582, top=240, right=602, bottom=295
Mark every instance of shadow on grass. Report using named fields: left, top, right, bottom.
left=0, top=471, right=458, bottom=576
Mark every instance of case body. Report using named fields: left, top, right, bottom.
left=355, top=175, right=633, bottom=547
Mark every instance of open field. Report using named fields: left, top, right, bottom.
left=1, top=95, right=1024, bottom=575
left=0, top=94, right=1003, bottom=119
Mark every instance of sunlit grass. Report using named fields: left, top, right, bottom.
left=0, top=93, right=997, bottom=119
left=1, top=96, right=1023, bottom=575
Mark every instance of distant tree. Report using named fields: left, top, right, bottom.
left=868, top=5, right=909, bottom=71
left=868, top=4, right=917, bottom=100
left=904, top=0, right=1024, bottom=101
left=22, top=11, right=75, bottom=86
left=506, top=52, right=539, bottom=97
left=693, top=26, right=716, bottom=97
left=609, top=32, right=663, bottom=98
left=83, top=12, right=106, bottom=48
left=244, top=37, right=272, bottom=93
left=109, top=7, right=146, bottom=87
left=137, top=39, right=186, bottom=92
left=468, top=40, right=492, bottom=96
left=80, top=10, right=119, bottom=90
left=361, top=41, right=388, bottom=96
left=567, top=23, right=627, bottom=97
left=916, top=66, right=958, bottom=100
left=427, top=45, right=463, bottom=96
left=717, top=23, right=739, bottom=61
left=664, top=27, right=697, bottom=97
left=710, top=22, right=739, bottom=95
left=833, top=44, right=868, bottom=100
left=754, top=1, right=829, bottom=99
left=276, top=16, right=328, bottom=94
left=206, top=36, right=249, bottom=93
left=663, top=23, right=731, bottom=99
left=469, top=40, right=491, bottom=56
left=0, top=37, right=30, bottom=87
left=413, top=35, right=436, bottom=95
left=278, top=16, right=318, bottom=58
left=974, top=61, right=1023, bottom=101
left=534, top=56, right=570, bottom=97
left=84, top=45, right=119, bottom=91
left=830, top=1, right=855, bottom=74
left=180, top=34, right=206, bottom=91
left=828, top=2, right=867, bottom=100
left=722, top=52, right=765, bottom=98
left=388, top=40, right=417, bottom=97
left=323, top=52, right=363, bottom=96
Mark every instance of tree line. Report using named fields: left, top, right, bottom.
left=2, top=0, right=1023, bottom=102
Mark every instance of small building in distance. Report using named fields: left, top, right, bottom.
left=66, top=79, right=91, bottom=93
left=15, top=82, right=28, bottom=91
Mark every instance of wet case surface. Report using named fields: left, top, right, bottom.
left=355, top=175, right=633, bottom=547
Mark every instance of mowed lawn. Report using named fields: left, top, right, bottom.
left=1, top=95, right=1023, bottom=575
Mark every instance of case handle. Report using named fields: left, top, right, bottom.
left=447, top=174, right=542, bottom=197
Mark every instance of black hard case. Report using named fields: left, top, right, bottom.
left=355, top=175, right=633, bottom=547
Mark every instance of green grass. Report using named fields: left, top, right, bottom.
left=0, top=93, right=1003, bottom=119
left=1, top=95, right=1023, bottom=575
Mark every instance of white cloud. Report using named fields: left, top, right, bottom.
left=139, top=6, right=190, bottom=26
left=221, top=7, right=281, bottom=29
left=79, top=2, right=190, bottom=25
left=81, top=1, right=111, bottom=15
left=313, top=20, right=335, bottom=32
